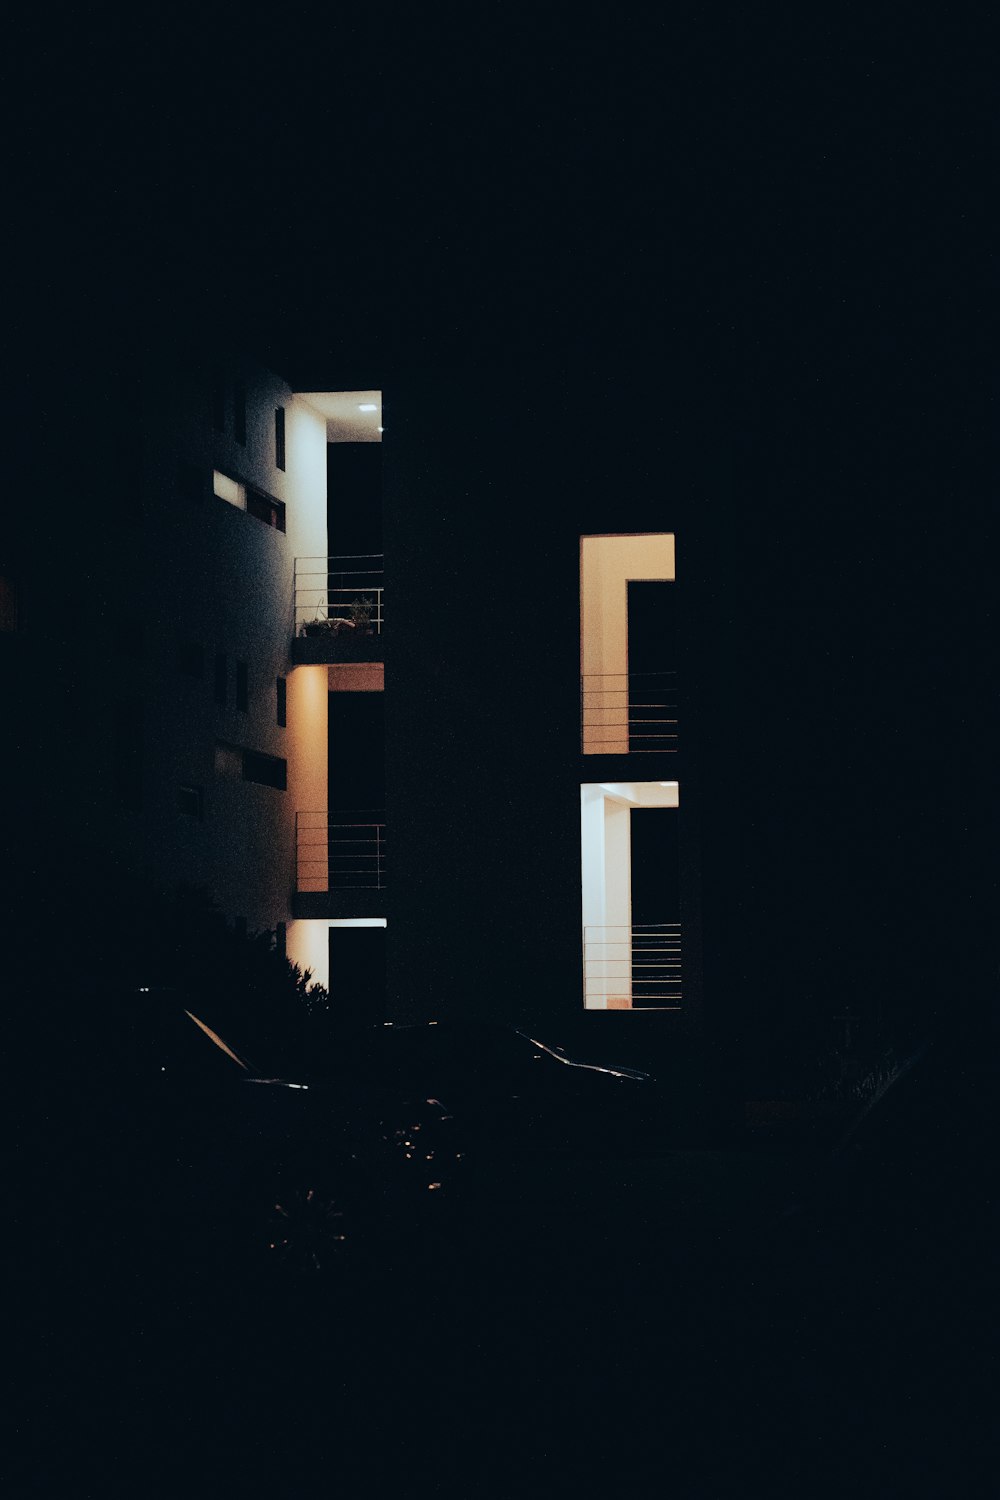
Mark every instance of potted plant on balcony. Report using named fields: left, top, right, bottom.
left=348, top=595, right=374, bottom=637
left=301, top=610, right=355, bottom=639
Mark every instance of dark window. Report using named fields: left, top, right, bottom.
left=177, top=784, right=204, bottom=820
left=275, top=407, right=286, bottom=471
left=234, top=379, right=246, bottom=445
left=276, top=675, right=287, bottom=727
left=214, top=652, right=228, bottom=706
left=328, top=926, right=387, bottom=1027
left=236, top=660, right=248, bottom=711
left=328, top=692, right=385, bottom=811
left=242, top=749, right=287, bottom=790
left=179, top=642, right=204, bottom=678
left=246, top=488, right=286, bottom=531
left=212, top=373, right=226, bottom=431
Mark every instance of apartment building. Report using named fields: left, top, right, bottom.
left=6, top=352, right=705, bottom=1079
left=144, top=362, right=390, bottom=1019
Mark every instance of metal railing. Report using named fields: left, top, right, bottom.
left=296, top=812, right=386, bottom=892
left=583, top=923, right=682, bottom=1010
left=580, top=671, right=678, bottom=753
left=295, top=555, right=384, bottom=637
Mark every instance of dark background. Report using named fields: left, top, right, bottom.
left=5, top=14, right=995, bottom=1498
left=7, top=12, right=994, bottom=1068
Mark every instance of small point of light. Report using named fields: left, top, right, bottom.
left=428, top=1183, right=442, bottom=1191
left=139, top=986, right=150, bottom=993
left=358, top=403, right=377, bottom=412
left=377, top=425, right=384, bottom=433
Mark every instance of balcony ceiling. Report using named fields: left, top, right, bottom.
left=597, top=781, right=679, bottom=808
left=296, top=390, right=382, bottom=442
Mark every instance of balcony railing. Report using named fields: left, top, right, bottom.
left=581, top=671, right=678, bottom=754
left=295, top=555, right=384, bottom=638
left=583, top=924, right=682, bottom=1010
left=296, top=812, right=386, bottom=892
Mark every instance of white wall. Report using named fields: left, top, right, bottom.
left=581, top=785, right=633, bottom=1007
left=287, top=917, right=387, bottom=993
left=580, top=781, right=679, bottom=1009
left=580, top=534, right=675, bottom=754
left=92, top=360, right=331, bottom=936
left=286, top=918, right=330, bottom=992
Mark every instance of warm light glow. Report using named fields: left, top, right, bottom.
left=329, top=662, right=384, bottom=693
left=298, top=391, right=383, bottom=442
left=580, top=534, right=675, bottom=754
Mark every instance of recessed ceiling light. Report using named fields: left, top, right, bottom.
left=358, top=403, right=377, bottom=412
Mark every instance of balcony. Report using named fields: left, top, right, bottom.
left=583, top=924, right=682, bottom=1010
left=292, top=555, right=385, bottom=664
left=580, top=671, right=678, bottom=755
left=292, top=811, right=387, bottom=918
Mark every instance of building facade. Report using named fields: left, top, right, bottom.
left=7, top=351, right=708, bottom=1094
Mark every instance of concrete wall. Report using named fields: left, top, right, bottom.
left=55, top=356, right=327, bottom=937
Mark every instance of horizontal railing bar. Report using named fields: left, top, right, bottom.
left=297, top=823, right=387, bottom=830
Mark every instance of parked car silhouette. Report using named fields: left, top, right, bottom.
left=329, top=1020, right=666, bottom=1156
left=55, top=988, right=465, bottom=1277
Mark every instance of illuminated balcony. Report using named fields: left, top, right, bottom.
left=583, top=924, right=682, bottom=1011
left=292, top=811, right=387, bottom=919
left=292, top=555, right=385, bottom=664
left=580, top=670, right=678, bottom=754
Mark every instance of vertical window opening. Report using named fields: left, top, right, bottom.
left=276, top=675, right=287, bottom=727
left=275, top=406, right=286, bottom=471
left=177, top=784, right=204, bottom=820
